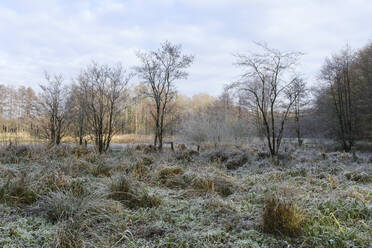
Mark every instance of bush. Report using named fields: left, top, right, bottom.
left=262, top=196, right=304, bottom=237
left=109, top=175, right=161, bottom=209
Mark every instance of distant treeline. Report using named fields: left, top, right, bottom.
left=0, top=40, right=371, bottom=154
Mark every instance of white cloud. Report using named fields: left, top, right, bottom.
left=0, top=0, right=371, bottom=96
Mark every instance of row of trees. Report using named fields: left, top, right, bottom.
left=181, top=41, right=371, bottom=155
left=1, top=40, right=370, bottom=155
left=314, top=43, right=372, bottom=151
left=38, top=42, right=193, bottom=153
left=0, top=85, right=38, bottom=135
left=1, top=41, right=194, bottom=153
left=180, top=91, right=253, bottom=151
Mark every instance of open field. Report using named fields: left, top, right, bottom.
left=0, top=133, right=156, bottom=146
left=0, top=144, right=371, bottom=247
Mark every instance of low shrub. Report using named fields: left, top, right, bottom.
left=262, top=196, right=304, bottom=237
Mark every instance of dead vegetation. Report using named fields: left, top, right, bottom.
left=0, top=144, right=371, bottom=247
left=108, top=174, right=161, bottom=209
left=262, top=196, right=304, bottom=237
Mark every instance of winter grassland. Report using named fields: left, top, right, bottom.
left=0, top=142, right=371, bottom=248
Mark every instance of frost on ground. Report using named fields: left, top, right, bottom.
left=0, top=144, right=371, bottom=247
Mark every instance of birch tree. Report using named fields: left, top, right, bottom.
left=135, top=41, right=194, bottom=150
left=232, top=43, right=303, bottom=156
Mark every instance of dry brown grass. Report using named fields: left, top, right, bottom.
left=111, top=134, right=153, bottom=144
left=108, top=175, right=161, bottom=209
left=262, top=196, right=304, bottom=237
left=71, top=146, right=91, bottom=158
left=132, top=163, right=151, bottom=180
left=157, top=166, right=184, bottom=182
left=192, top=175, right=234, bottom=197
left=156, top=166, right=186, bottom=188
left=0, top=172, right=38, bottom=206
left=53, top=219, right=83, bottom=248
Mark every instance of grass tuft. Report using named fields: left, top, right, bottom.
left=108, top=175, right=161, bottom=209
left=53, top=219, right=83, bottom=248
left=262, top=196, right=304, bottom=237
left=192, top=175, right=234, bottom=197
left=0, top=173, right=38, bottom=206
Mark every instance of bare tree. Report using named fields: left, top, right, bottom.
left=291, top=77, right=308, bottom=147
left=354, top=42, right=372, bottom=140
left=66, top=84, right=87, bottom=145
left=319, top=46, right=357, bottom=151
left=232, top=43, right=303, bottom=156
left=39, top=73, right=69, bottom=145
left=135, top=41, right=194, bottom=150
left=78, top=62, right=131, bottom=153
left=313, top=42, right=372, bottom=145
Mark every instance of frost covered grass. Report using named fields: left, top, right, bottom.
left=0, top=144, right=371, bottom=247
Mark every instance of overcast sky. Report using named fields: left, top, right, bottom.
left=0, top=0, right=371, bottom=96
